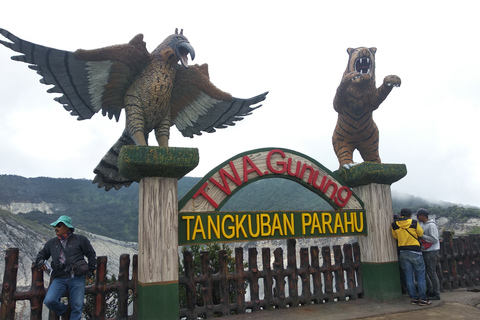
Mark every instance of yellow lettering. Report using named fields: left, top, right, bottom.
left=182, top=216, right=194, bottom=241
left=354, top=211, right=364, bottom=232
left=207, top=215, right=220, bottom=240
left=334, top=213, right=345, bottom=234
left=283, top=213, right=294, bottom=236
left=344, top=212, right=355, bottom=233
left=248, top=214, right=260, bottom=237
left=301, top=213, right=312, bottom=235
left=222, top=215, right=235, bottom=239
left=236, top=214, right=248, bottom=238
left=192, top=216, right=206, bottom=240
left=322, top=213, right=333, bottom=234
left=260, top=214, right=271, bottom=236
left=271, top=214, right=283, bottom=236
left=311, top=213, right=322, bottom=234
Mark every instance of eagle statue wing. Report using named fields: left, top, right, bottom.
left=1, top=28, right=268, bottom=191
left=171, top=63, right=268, bottom=138
left=0, top=28, right=150, bottom=121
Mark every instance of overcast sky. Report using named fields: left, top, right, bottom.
left=1, top=1, right=479, bottom=208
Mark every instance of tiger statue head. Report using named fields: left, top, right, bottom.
left=343, top=47, right=377, bottom=86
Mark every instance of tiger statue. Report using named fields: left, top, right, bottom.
left=332, top=47, right=401, bottom=169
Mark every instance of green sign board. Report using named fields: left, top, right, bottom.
left=179, top=210, right=366, bottom=245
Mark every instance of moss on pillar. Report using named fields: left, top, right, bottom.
left=333, top=162, right=407, bottom=188
left=118, top=146, right=199, bottom=181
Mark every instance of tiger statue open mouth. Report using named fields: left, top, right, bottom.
left=355, top=56, right=372, bottom=74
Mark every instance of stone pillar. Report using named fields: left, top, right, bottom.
left=335, top=162, right=407, bottom=301
left=354, top=183, right=402, bottom=301
left=118, top=146, right=199, bottom=319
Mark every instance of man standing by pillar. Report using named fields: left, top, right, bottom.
left=391, top=208, right=431, bottom=306
left=417, top=208, right=441, bottom=300
left=35, top=215, right=97, bottom=320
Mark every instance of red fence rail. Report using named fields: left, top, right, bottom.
left=1, top=231, right=479, bottom=319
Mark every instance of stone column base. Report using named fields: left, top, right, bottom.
left=138, top=281, right=179, bottom=319
left=361, top=261, right=403, bottom=301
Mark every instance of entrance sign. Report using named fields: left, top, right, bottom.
left=179, top=148, right=364, bottom=211
left=178, top=148, right=365, bottom=245
left=179, top=210, right=365, bottom=245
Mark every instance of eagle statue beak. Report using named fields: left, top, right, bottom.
left=176, top=42, right=195, bottom=69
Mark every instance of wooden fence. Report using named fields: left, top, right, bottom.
left=1, top=231, right=479, bottom=319
left=0, top=249, right=137, bottom=320
left=179, top=239, right=363, bottom=319
left=438, top=232, right=480, bottom=289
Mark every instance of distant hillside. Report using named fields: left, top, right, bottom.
left=1, top=174, right=479, bottom=242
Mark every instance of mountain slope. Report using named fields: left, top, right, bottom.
left=1, top=174, right=479, bottom=243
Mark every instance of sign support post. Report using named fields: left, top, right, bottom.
left=118, top=146, right=199, bottom=319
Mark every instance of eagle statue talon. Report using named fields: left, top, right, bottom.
left=0, top=28, right=268, bottom=190
left=157, top=135, right=169, bottom=148
left=131, top=131, right=148, bottom=146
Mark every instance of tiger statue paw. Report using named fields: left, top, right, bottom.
left=384, top=75, right=401, bottom=87
left=342, top=163, right=359, bottom=170
left=342, top=71, right=370, bottom=84
left=332, top=47, right=400, bottom=169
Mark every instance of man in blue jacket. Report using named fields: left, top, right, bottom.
left=35, top=215, right=96, bottom=320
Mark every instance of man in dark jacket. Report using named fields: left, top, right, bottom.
left=35, top=215, right=96, bottom=320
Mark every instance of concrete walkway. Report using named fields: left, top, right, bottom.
left=230, top=287, right=480, bottom=320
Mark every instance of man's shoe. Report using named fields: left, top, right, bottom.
left=428, top=295, right=440, bottom=300
left=410, top=299, right=419, bottom=305
left=418, top=299, right=432, bottom=306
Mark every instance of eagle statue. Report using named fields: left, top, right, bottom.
left=0, top=28, right=268, bottom=190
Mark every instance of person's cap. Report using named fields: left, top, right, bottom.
left=50, top=215, right=75, bottom=230
left=400, top=208, right=412, bottom=217
left=416, top=208, right=429, bottom=218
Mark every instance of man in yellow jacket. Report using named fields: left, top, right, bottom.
left=391, top=208, right=431, bottom=306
